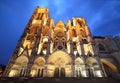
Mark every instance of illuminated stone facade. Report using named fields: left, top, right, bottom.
left=3, top=7, right=120, bottom=78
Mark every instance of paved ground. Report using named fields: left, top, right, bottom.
left=0, top=77, right=120, bottom=83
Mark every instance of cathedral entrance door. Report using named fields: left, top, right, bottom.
left=54, top=68, right=59, bottom=77
left=54, top=67, right=65, bottom=77
left=47, top=51, right=72, bottom=77
left=61, top=68, right=65, bottom=77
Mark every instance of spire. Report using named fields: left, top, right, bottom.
left=56, top=20, right=65, bottom=27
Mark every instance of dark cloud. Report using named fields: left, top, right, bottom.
left=0, top=0, right=120, bottom=65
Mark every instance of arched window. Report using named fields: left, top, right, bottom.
left=87, top=51, right=92, bottom=57
left=98, top=44, right=105, bottom=51
left=82, top=39, right=88, bottom=44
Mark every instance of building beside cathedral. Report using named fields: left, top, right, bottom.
left=3, top=7, right=120, bottom=78
left=0, top=64, right=5, bottom=77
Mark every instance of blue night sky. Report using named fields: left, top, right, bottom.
left=0, top=0, right=120, bottom=65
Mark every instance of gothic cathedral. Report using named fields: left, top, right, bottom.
left=3, top=7, right=120, bottom=78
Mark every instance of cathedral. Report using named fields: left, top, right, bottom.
left=3, top=7, right=120, bottom=78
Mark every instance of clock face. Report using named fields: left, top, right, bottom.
left=57, top=32, right=64, bottom=38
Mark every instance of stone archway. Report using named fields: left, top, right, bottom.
left=30, top=57, right=45, bottom=77
left=74, top=57, right=87, bottom=77
left=47, top=51, right=72, bottom=77
left=86, top=57, right=103, bottom=77
left=9, top=56, right=28, bottom=77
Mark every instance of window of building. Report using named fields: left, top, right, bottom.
left=78, top=20, right=83, bottom=27
left=82, top=39, right=88, bottom=44
left=98, top=44, right=105, bottom=51
left=36, top=13, right=44, bottom=20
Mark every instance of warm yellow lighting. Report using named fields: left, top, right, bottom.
left=88, top=45, right=94, bottom=55
left=47, top=65, right=55, bottom=77
left=81, top=70, right=87, bottom=77
left=75, top=57, right=84, bottom=65
left=67, top=43, right=70, bottom=54
left=47, top=70, right=54, bottom=77
left=86, top=57, right=98, bottom=66
left=18, top=47, right=24, bottom=56
left=50, top=43, right=53, bottom=54
left=43, top=18, right=47, bottom=26
left=32, top=19, right=41, bottom=25
left=9, top=70, right=18, bottom=77
left=77, top=45, right=82, bottom=55
left=83, top=44, right=89, bottom=55
left=72, top=37, right=77, bottom=42
left=73, top=18, right=76, bottom=26
left=30, top=70, right=37, bottom=77
left=94, top=70, right=102, bottom=77
left=37, top=43, right=42, bottom=54
left=28, top=50, right=32, bottom=56
left=101, top=59, right=118, bottom=71
left=43, top=49, right=47, bottom=55
left=37, top=8, right=48, bottom=13
left=32, top=19, right=36, bottom=24
left=74, top=51, right=77, bottom=55
left=66, top=70, right=72, bottom=77
left=48, top=51, right=72, bottom=66
left=43, top=37, right=48, bottom=42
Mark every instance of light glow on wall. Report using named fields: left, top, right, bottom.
left=37, top=43, right=42, bottom=54
left=43, top=49, right=47, bottom=55
left=74, top=51, right=77, bottom=55
left=18, top=47, right=24, bottom=56
left=67, top=43, right=70, bottom=54
left=9, top=70, right=18, bottom=77
left=94, top=70, right=102, bottom=77
left=43, top=37, right=48, bottom=42
left=30, top=70, right=37, bottom=77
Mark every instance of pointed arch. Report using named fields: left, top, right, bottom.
left=34, top=57, right=46, bottom=67
left=56, top=20, right=65, bottom=27
left=54, top=20, right=66, bottom=33
left=30, top=57, right=46, bottom=77
left=74, top=57, right=87, bottom=77
left=47, top=51, right=72, bottom=77
left=48, top=50, right=72, bottom=65
left=75, top=57, right=84, bottom=65
left=86, top=57, right=103, bottom=77
left=86, top=57, right=98, bottom=66
left=9, top=56, right=28, bottom=77
left=87, top=51, right=92, bottom=57
left=98, top=44, right=105, bottom=51
left=15, top=56, right=28, bottom=66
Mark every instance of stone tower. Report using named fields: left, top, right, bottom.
left=3, top=7, right=120, bottom=78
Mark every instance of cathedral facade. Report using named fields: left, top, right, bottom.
left=3, top=7, right=120, bottom=78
